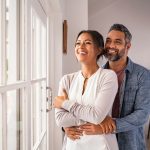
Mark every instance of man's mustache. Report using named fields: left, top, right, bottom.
left=104, top=48, right=119, bottom=53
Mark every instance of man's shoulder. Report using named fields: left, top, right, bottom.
left=128, top=59, right=150, bottom=75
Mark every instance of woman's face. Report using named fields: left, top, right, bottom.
left=75, top=33, right=100, bottom=64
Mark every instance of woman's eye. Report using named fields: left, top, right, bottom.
left=85, top=41, right=92, bottom=45
left=75, top=41, right=93, bottom=47
left=75, top=42, right=80, bottom=46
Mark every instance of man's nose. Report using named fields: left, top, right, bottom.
left=106, top=42, right=116, bottom=49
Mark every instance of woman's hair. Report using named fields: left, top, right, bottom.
left=76, top=30, right=104, bottom=61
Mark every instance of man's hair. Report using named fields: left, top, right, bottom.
left=109, top=24, right=132, bottom=43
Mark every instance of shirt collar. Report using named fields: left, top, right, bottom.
left=103, top=57, right=133, bottom=74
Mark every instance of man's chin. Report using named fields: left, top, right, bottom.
left=106, top=56, right=120, bottom=62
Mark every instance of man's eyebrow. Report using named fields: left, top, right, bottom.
left=106, top=37, right=110, bottom=40
left=106, top=38, right=122, bottom=41
left=115, top=39, right=122, bottom=41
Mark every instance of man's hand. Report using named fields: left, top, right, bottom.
left=100, top=116, right=116, bottom=134
left=79, top=116, right=116, bottom=135
left=64, top=127, right=83, bottom=141
left=80, top=123, right=103, bottom=135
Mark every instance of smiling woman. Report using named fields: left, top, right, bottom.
left=54, top=30, right=119, bottom=150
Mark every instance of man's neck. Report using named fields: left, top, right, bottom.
left=108, top=58, right=127, bottom=73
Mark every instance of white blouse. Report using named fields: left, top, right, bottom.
left=55, top=68, right=119, bottom=150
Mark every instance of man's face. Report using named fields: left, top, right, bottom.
left=104, top=30, right=130, bottom=61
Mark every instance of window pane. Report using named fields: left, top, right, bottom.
left=7, top=89, right=22, bottom=150
left=32, top=81, right=46, bottom=145
left=31, top=11, right=47, bottom=79
left=41, top=81, right=46, bottom=131
left=0, top=0, right=3, bottom=85
left=6, top=0, right=18, bottom=84
left=39, top=135, right=47, bottom=150
left=41, top=25, right=46, bottom=77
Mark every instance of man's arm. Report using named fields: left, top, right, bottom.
left=115, top=70, right=150, bottom=133
left=80, top=116, right=116, bottom=134
left=64, top=116, right=116, bottom=141
left=64, top=127, right=83, bottom=140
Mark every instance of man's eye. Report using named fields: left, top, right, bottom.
left=115, top=41, right=122, bottom=45
left=106, top=40, right=111, bottom=44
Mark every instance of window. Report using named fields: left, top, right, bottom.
left=0, top=0, right=22, bottom=149
left=0, top=0, right=49, bottom=149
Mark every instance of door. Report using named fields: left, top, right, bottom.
left=30, top=0, right=50, bottom=149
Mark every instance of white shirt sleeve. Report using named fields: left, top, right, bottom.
left=55, top=75, right=85, bottom=127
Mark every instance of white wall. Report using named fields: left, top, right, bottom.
left=62, top=0, right=88, bottom=75
left=89, top=0, right=150, bottom=69
left=45, top=1, right=64, bottom=150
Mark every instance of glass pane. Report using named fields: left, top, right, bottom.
left=0, top=2, right=1, bottom=85
left=32, top=81, right=46, bottom=145
left=6, top=0, right=18, bottom=84
left=41, top=81, right=46, bottom=131
left=7, top=89, right=22, bottom=150
left=39, top=135, right=47, bottom=150
left=0, top=0, right=3, bottom=85
left=0, top=94, right=2, bottom=150
left=41, top=25, right=46, bottom=77
left=31, top=11, right=46, bottom=79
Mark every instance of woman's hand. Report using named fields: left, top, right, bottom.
left=53, top=96, right=66, bottom=108
left=53, top=89, right=68, bottom=109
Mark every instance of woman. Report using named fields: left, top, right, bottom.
left=53, top=30, right=119, bottom=150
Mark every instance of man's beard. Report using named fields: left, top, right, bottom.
left=104, top=48, right=126, bottom=61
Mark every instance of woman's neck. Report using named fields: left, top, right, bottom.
left=81, top=64, right=99, bottom=79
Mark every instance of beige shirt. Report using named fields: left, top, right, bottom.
left=55, top=68, right=119, bottom=150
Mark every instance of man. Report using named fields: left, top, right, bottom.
left=64, top=24, right=150, bottom=150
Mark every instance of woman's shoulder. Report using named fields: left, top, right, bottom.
left=59, top=71, right=80, bottom=90
left=61, top=71, right=80, bottom=84
left=100, top=68, right=117, bottom=78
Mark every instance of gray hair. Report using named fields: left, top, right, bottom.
left=109, top=24, right=132, bottom=43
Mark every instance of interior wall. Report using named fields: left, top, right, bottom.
left=62, top=0, right=88, bottom=75
left=88, top=0, right=150, bottom=69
